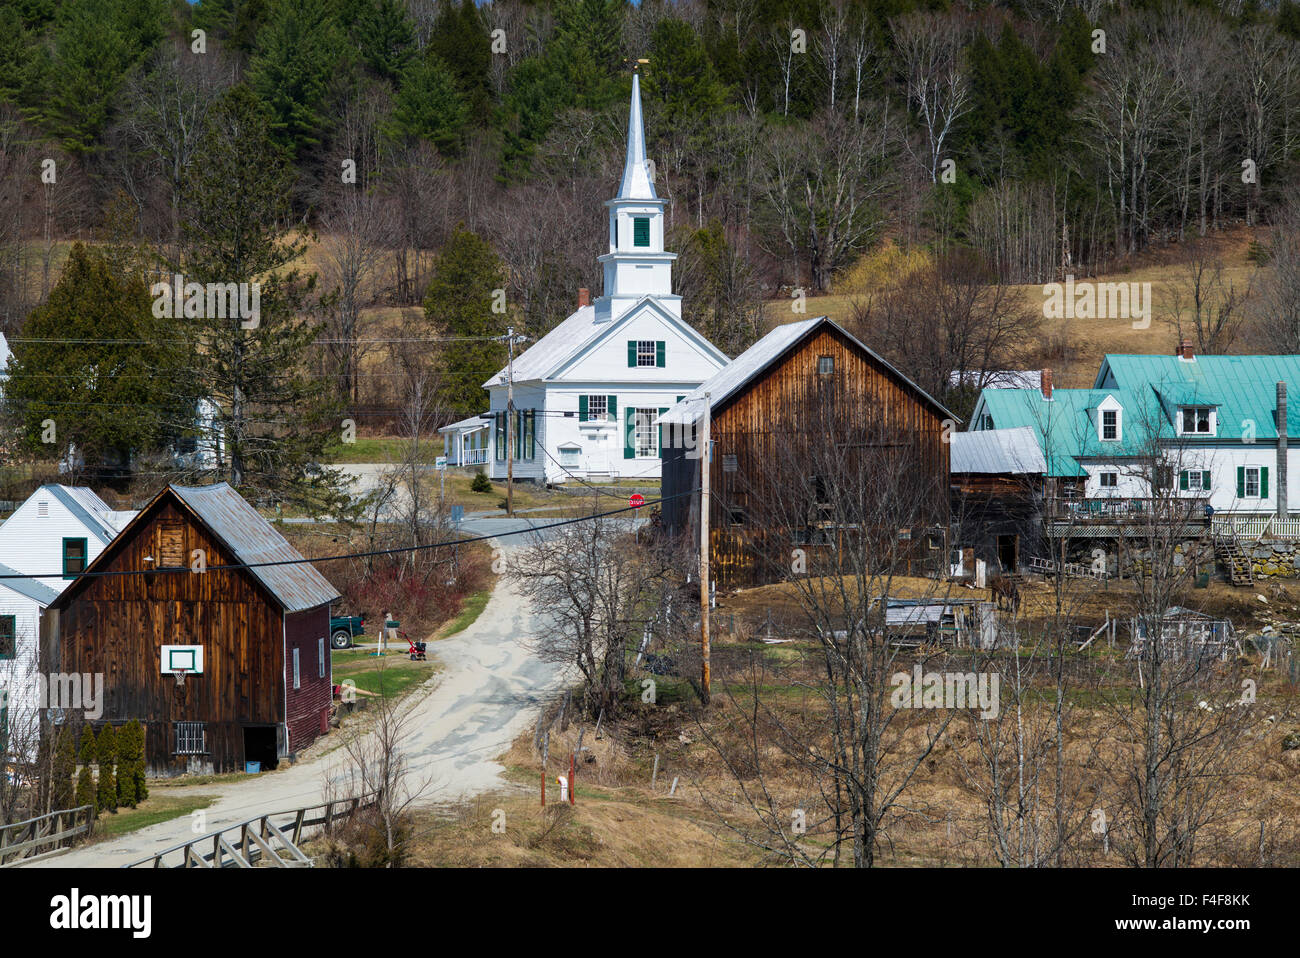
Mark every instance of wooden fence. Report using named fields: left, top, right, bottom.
left=125, top=793, right=377, bottom=868
left=0, top=805, right=94, bottom=866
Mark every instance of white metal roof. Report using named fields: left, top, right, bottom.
left=481, top=305, right=599, bottom=386
left=950, top=426, right=1046, bottom=474
left=656, top=319, right=823, bottom=426
left=439, top=414, right=490, bottom=434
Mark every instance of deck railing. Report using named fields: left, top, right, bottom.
left=1045, top=496, right=1209, bottom=523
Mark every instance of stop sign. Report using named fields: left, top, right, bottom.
left=629, top=493, right=645, bottom=509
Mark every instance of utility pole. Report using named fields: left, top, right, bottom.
left=699, top=391, right=711, bottom=704
left=506, top=325, right=515, bottom=517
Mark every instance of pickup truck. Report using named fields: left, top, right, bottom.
left=330, top=613, right=367, bottom=649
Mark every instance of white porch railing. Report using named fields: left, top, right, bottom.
left=460, top=448, right=488, bottom=466
left=1212, top=514, right=1300, bottom=540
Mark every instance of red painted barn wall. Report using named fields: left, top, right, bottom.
left=283, top=606, right=332, bottom=754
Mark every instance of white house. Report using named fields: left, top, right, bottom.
left=0, top=484, right=137, bottom=596
left=970, top=345, right=1300, bottom=518
left=474, top=73, right=730, bottom=484
left=0, top=485, right=133, bottom=751
left=0, top=565, right=60, bottom=752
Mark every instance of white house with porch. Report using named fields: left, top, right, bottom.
left=439, top=414, right=490, bottom=468
left=476, top=73, right=729, bottom=484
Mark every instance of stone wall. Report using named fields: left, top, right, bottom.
left=1247, top=539, right=1300, bottom=579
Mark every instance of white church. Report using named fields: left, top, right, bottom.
left=454, top=73, right=729, bottom=484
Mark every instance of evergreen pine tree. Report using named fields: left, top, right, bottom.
left=116, top=723, right=137, bottom=808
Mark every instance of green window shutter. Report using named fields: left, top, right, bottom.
left=1179, top=471, right=1189, bottom=491
left=1237, top=466, right=1245, bottom=498
left=656, top=341, right=665, bottom=367
left=607, top=395, right=617, bottom=421
left=633, top=217, right=650, bottom=247
left=1202, top=470, right=1211, bottom=490
left=579, top=395, right=588, bottom=422
left=624, top=413, right=636, bottom=459
left=1261, top=466, right=1269, bottom=499
left=628, top=341, right=637, bottom=367
left=658, top=407, right=668, bottom=456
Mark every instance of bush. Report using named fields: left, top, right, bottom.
left=50, top=726, right=76, bottom=810
left=96, top=725, right=118, bottom=813
left=116, top=721, right=145, bottom=808
left=75, top=726, right=96, bottom=814
left=470, top=471, right=491, bottom=493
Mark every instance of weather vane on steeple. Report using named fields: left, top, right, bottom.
left=625, top=57, right=649, bottom=72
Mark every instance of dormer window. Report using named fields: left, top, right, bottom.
left=1179, top=406, right=1213, bottom=435
left=1101, top=409, right=1118, bottom=440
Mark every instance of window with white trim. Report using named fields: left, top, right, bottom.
left=633, top=409, right=658, bottom=457
left=1180, top=406, right=1213, bottom=435
left=585, top=395, right=607, bottom=420
left=1101, top=409, right=1118, bottom=441
left=1245, top=467, right=1261, bottom=497
left=1098, top=472, right=1118, bottom=488
left=292, top=648, right=301, bottom=690
left=636, top=341, right=657, bottom=366
left=318, top=637, right=326, bottom=678
left=559, top=446, right=580, bottom=467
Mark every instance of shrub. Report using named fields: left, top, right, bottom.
left=470, top=471, right=491, bottom=493
left=95, top=725, right=118, bottom=813
left=75, top=725, right=97, bottom=814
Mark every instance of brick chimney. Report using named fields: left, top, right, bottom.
left=1177, top=339, right=1194, bottom=360
left=578, top=287, right=590, bottom=308
left=1041, top=368, right=1053, bottom=401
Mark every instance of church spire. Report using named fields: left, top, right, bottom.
left=617, top=72, right=656, bottom=200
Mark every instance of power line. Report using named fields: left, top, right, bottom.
left=0, top=490, right=683, bottom=584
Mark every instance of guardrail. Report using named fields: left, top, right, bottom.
left=0, top=805, right=94, bottom=867
left=124, top=793, right=377, bottom=868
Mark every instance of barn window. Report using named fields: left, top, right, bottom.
left=62, top=538, right=87, bottom=579
left=729, top=508, right=746, bottom=526
left=175, top=722, right=206, bottom=755
left=292, top=649, right=301, bottom=689
left=0, top=615, right=15, bottom=659
left=158, top=520, right=185, bottom=567
left=818, top=355, right=834, bottom=376
left=318, top=638, right=326, bottom=679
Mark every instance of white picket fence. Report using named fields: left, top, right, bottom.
left=1212, top=515, right=1300, bottom=540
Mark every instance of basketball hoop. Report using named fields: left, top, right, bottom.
left=173, top=668, right=188, bottom=688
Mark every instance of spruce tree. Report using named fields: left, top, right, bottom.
left=422, top=226, right=507, bottom=417
left=116, top=723, right=137, bottom=808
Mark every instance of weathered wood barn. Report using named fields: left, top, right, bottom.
left=658, top=317, right=957, bottom=588
left=42, top=483, right=339, bottom=776
left=949, top=426, right=1047, bottom=575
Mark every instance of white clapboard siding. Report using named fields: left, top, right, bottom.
left=0, top=485, right=135, bottom=595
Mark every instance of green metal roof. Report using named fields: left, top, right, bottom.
left=1098, top=354, right=1300, bottom=440
left=973, top=388, right=1151, bottom=476
left=973, top=353, right=1300, bottom=478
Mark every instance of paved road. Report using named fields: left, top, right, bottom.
left=32, top=517, right=567, bottom=868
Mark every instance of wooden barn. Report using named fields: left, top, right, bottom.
left=658, top=317, right=956, bottom=588
left=949, top=426, right=1047, bottom=576
left=41, top=483, right=340, bottom=776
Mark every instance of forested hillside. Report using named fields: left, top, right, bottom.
left=4, top=0, right=1300, bottom=494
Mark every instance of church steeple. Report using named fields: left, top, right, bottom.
left=594, top=69, right=680, bottom=323
left=617, top=73, right=656, bottom=201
